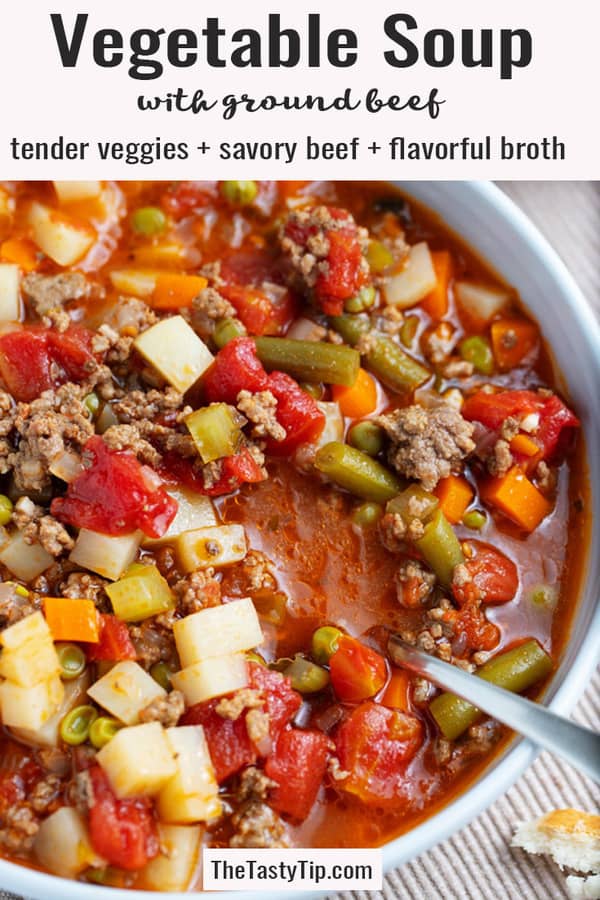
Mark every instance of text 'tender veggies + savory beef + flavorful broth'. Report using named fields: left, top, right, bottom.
left=0, top=180, right=588, bottom=890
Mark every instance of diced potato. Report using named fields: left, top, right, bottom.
left=97, top=722, right=177, bottom=798
left=27, top=201, right=95, bottom=267
left=142, top=824, right=202, bottom=892
left=0, top=675, right=64, bottom=731
left=177, top=524, right=247, bottom=574
left=454, top=281, right=511, bottom=325
left=69, top=528, right=142, bottom=581
left=53, top=182, right=102, bottom=204
left=34, top=806, right=105, bottom=878
left=0, top=531, right=53, bottom=581
left=0, top=636, right=60, bottom=686
left=383, top=242, right=437, bottom=309
left=185, top=404, right=242, bottom=464
left=143, top=488, right=218, bottom=548
left=87, top=660, right=166, bottom=725
left=11, top=671, right=91, bottom=748
left=134, top=316, right=214, bottom=393
left=109, top=268, right=157, bottom=298
left=1, top=610, right=50, bottom=649
left=171, top=653, right=248, bottom=706
left=157, top=726, right=221, bottom=824
left=106, top=563, right=174, bottom=622
left=174, top=597, right=263, bottom=667
left=0, top=263, right=21, bottom=322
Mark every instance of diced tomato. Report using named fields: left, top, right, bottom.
left=201, top=448, right=266, bottom=496
left=0, top=325, right=97, bottom=402
left=265, top=729, right=329, bottom=820
left=265, top=371, right=325, bottom=454
left=85, top=614, right=137, bottom=661
left=335, top=702, right=423, bottom=806
left=452, top=542, right=519, bottom=607
left=316, top=228, right=368, bottom=316
left=220, top=282, right=296, bottom=336
left=329, top=636, right=388, bottom=703
left=221, top=249, right=284, bottom=288
left=181, top=700, right=257, bottom=783
left=442, top=603, right=500, bottom=653
left=88, top=766, right=159, bottom=871
left=51, top=435, right=177, bottom=539
left=160, top=181, right=217, bottom=219
left=463, top=389, right=579, bottom=461
left=202, top=337, right=269, bottom=404
left=181, top=663, right=301, bottom=783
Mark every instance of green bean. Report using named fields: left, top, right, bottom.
left=284, top=655, right=330, bottom=693
left=459, top=336, right=494, bottom=376
left=462, top=509, right=487, bottom=530
left=345, top=285, right=376, bottom=314
left=213, top=317, right=247, bottom=349
left=347, top=420, right=385, bottom=457
left=352, top=501, right=383, bottom=528
left=56, top=643, right=86, bottom=681
left=415, top=509, right=464, bottom=587
left=367, top=240, right=394, bottom=273
left=254, top=337, right=360, bottom=387
left=329, top=315, right=431, bottom=393
left=83, top=392, right=100, bottom=419
left=0, top=494, right=13, bottom=526
left=131, top=206, right=167, bottom=237
left=400, top=315, right=420, bottom=348
left=89, top=716, right=122, bottom=750
left=387, top=484, right=439, bottom=525
left=220, top=181, right=258, bottom=206
left=430, top=640, right=554, bottom=740
left=150, top=661, right=173, bottom=691
left=315, top=442, right=402, bottom=503
left=311, top=626, right=343, bottom=664
left=60, top=705, right=98, bottom=745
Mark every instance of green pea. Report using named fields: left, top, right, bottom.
left=83, top=392, right=100, bottom=419
left=311, top=626, right=342, bottom=665
left=89, top=716, right=122, bottom=750
left=529, top=584, right=558, bottom=610
left=220, top=181, right=258, bottom=206
left=400, top=315, right=419, bottom=348
left=60, top=705, right=98, bottom=746
left=213, top=317, right=247, bottom=349
left=347, top=420, right=385, bottom=457
left=344, top=285, right=376, bottom=314
left=462, top=509, right=487, bottom=530
left=367, top=240, right=394, bottom=273
left=300, top=382, right=325, bottom=401
left=284, top=655, right=330, bottom=694
left=131, top=206, right=167, bottom=237
left=57, top=643, right=86, bottom=681
left=459, top=336, right=494, bottom=376
left=0, top=495, right=13, bottom=527
left=150, top=661, right=172, bottom=691
left=352, top=501, right=383, bottom=528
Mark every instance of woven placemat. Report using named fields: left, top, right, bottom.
left=1, top=183, right=598, bottom=900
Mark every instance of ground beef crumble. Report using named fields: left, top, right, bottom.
left=12, top=496, right=74, bottom=556
left=216, top=689, right=264, bottom=720
left=22, top=272, right=100, bottom=317
left=172, top=569, right=221, bottom=615
left=230, top=800, right=289, bottom=849
left=139, top=690, right=185, bottom=728
left=236, top=390, right=286, bottom=443
left=377, top=405, right=475, bottom=492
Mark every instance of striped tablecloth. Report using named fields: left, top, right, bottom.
left=1, top=183, right=599, bottom=900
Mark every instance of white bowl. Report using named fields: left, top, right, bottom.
left=3, top=182, right=599, bottom=900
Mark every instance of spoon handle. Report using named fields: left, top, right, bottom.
left=389, top=637, right=600, bottom=784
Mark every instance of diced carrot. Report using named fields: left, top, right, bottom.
left=434, top=475, right=474, bottom=524
left=481, top=466, right=552, bottom=532
left=0, top=238, right=39, bottom=272
left=491, top=318, right=539, bottom=371
left=151, top=273, right=207, bottom=309
left=332, top=368, right=377, bottom=418
left=421, top=250, right=453, bottom=319
left=380, top=669, right=411, bottom=711
left=43, top=596, right=100, bottom=643
left=510, top=434, right=541, bottom=458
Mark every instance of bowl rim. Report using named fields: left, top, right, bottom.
left=1, top=181, right=598, bottom=900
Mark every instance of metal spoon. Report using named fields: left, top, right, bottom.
left=388, top=635, right=600, bottom=783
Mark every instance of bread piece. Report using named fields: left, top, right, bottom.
left=512, top=808, right=600, bottom=874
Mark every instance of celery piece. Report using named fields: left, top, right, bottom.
left=415, top=509, right=464, bottom=587
left=185, top=403, right=242, bottom=464
left=106, top=564, right=174, bottom=622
